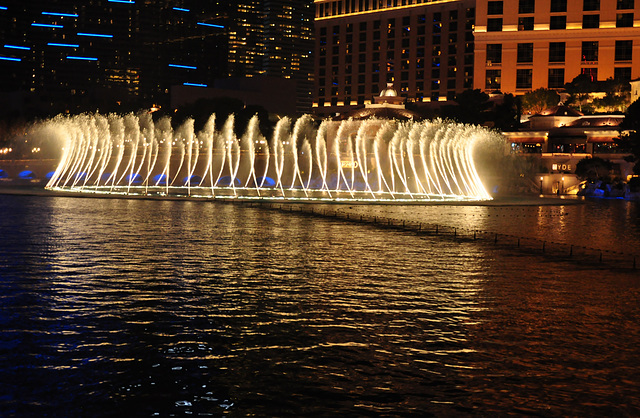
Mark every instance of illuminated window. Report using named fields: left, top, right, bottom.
left=486, top=69, right=501, bottom=89
left=582, top=41, right=598, bottom=62
left=518, top=17, right=534, bottom=30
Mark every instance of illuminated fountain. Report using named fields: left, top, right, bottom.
left=38, top=111, right=501, bottom=203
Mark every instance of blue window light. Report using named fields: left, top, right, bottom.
left=183, top=83, right=208, bottom=87
left=48, top=43, right=80, bottom=48
left=4, top=45, right=31, bottom=50
left=77, top=33, right=113, bottom=38
left=32, top=23, right=63, bottom=28
left=173, top=7, right=190, bottom=12
left=197, top=22, right=224, bottom=29
left=67, top=56, right=98, bottom=61
left=169, top=64, right=197, bottom=70
left=42, top=12, right=79, bottom=17
left=0, top=56, right=21, bottom=62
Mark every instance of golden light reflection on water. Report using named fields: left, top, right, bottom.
left=1, top=195, right=639, bottom=416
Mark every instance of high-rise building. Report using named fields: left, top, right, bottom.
left=0, top=0, right=314, bottom=116
left=473, top=0, right=640, bottom=94
left=313, top=0, right=476, bottom=118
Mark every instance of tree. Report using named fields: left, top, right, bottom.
left=521, top=88, right=560, bottom=114
left=617, top=99, right=640, bottom=174
left=441, top=89, right=491, bottom=125
left=575, top=157, right=613, bottom=182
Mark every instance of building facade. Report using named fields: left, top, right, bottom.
left=474, top=0, right=640, bottom=94
left=313, top=0, right=476, bottom=118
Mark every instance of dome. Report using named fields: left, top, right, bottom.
left=380, top=83, right=398, bottom=97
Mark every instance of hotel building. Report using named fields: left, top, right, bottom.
left=313, top=0, right=476, bottom=118
left=473, top=0, right=640, bottom=94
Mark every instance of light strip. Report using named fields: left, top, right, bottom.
left=0, top=7, right=7, bottom=10
left=0, top=56, right=21, bottom=61
left=4, top=45, right=31, bottom=50
left=108, top=0, right=135, bottom=3
left=77, top=32, right=113, bottom=38
left=67, top=56, right=98, bottom=61
left=48, top=43, right=79, bottom=48
left=32, top=23, right=63, bottom=28
left=173, top=7, right=190, bottom=12
left=197, top=22, right=224, bottom=28
left=42, top=12, right=79, bottom=17
left=183, top=82, right=208, bottom=87
left=169, top=64, right=197, bottom=69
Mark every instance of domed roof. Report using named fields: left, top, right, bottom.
left=380, top=83, right=398, bottom=97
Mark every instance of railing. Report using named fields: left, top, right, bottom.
left=251, top=202, right=638, bottom=271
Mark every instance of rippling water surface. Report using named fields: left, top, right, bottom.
left=1, top=195, right=639, bottom=417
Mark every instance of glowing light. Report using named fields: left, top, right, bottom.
left=42, top=113, right=497, bottom=203
left=0, top=56, right=21, bottom=62
left=173, top=7, right=190, bottom=12
left=108, top=0, right=135, bottom=3
left=183, top=82, right=208, bottom=87
left=169, top=64, right=197, bottom=70
left=4, top=45, right=30, bottom=50
left=67, top=56, right=98, bottom=61
left=197, top=22, right=224, bottom=29
left=48, top=43, right=79, bottom=48
left=42, top=12, right=79, bottom=17
left=77, top=33, right=113, bottom=38
left=0, top=6, right=7, bottom=10
left=32, top=23, right=63, bottom=28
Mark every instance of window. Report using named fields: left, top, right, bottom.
left=549, top=42, right=566, bottom=62
left=516, top=69, right=532, bottom=89
left=548, top=68, right=565, bottom=88
left=582, top=41, right=598, bottom=62
left=551, top=0, right=567, bottom=12
left=614, top=67, right=631, bottom=81
left=488, top=1, right=503, bottom=15
left=581, top=67, right=597, bottom=82
left=550, top=15, right=566, bottom=29
left=518, top=17, right=534, bottom=30
left=617, top=13, right=634, bottom=27
left=583, top=14, right=599, bottom=28
left=517, top=43, right=534, bottom=63
left=583, top=0, right=599, bottom=11
left=487, top=44, right=502, bottom=64
left=519, top=0, right=535, bottom=14
left=487, top=18, right=503, bottom=31
left=486, top=69, right=501, bottom=89
left=617, top=0, right=634, bottom=9
left=615, top=40, right=633, bottom=61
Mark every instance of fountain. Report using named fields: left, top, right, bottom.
left=37, top=112, right=501, bottom=203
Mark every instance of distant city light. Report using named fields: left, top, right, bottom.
left=173, top=7, right=190, bottom=12
left=77, top=33, right=113, bottom=38
left=42, top=12, right=79, bottom=17
left=169, top=64, right=197, bottom=70
left=0, top=56, right=21, bottom=62
left=32, top=23, right=63, bottom=28
left=4, top=45, right=31, bottom=50
left=48, top=43, right=80, bottom=48
left=197, top=22, right=224, bottom=29
left=67, top=56, right=98, bottom=61
left=183, top=83, right=208, bottom=87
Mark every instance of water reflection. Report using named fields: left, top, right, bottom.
left=0, top=195, right=639, bottom=416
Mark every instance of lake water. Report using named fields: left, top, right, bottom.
left=1, top=193, right=639, bottom=416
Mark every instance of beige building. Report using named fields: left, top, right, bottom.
left=313, top=0, right=476, bottom=118
left=474, top=0, right=640, bottom=94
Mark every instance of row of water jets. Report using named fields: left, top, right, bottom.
left=40, top=112, right=500, bottom=201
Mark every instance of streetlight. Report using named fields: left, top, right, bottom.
left=539, top=176, right=543, bottom=194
